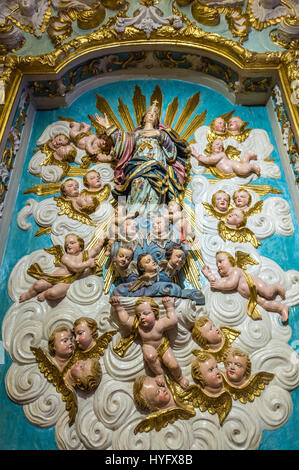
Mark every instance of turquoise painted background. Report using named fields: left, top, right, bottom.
left=0, top=79, right=298, bottom=450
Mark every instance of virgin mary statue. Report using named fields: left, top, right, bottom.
left=94, top=101, right=191, bottom=215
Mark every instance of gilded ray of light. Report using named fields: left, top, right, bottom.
left=150, top=85, right=163, bottom=121
left=95, top=94, right=123, bottom=130
left=181, top=110, right=207, bottom=141
left=182, top=201, right=202, bottom=237
left=67, top=167, right=88, bottom=176
left=183, top=188, right=193, bottom=203
left=164, top=97, right=179, bottom=128
left=104, top=264, right=115, bottom=294
left=240, top=184, right=282, bottom=195
left=118, top=98, right=135, bottom=132
left=24, top=183, right=61, bottom=196
left=174, top=92, right=200, bottom=134
left=183, top=254, right=202, bottom=290
left=132, top=85, right=146, bottom=127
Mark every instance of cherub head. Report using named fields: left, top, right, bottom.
left=232, top=189, right=252, bottom=210
left=191, top=351, right=223, bottom=394
left=68, top=357, right=102, bottom=393
left=83, top=170, right=102, bottom=190
left=50, top=134, right=70, bottom=149
left=228, top=116, right=245, bottom=134
left=224, top=347, right=251, bottom=386
left=113, top=246, right=134, bottom=271
left=97, top=132, right=114, bottom=154
left=210, top=117, right=226, bottom=135
left=168, top=199, right=182, bottom=221
left=137, top=253, right=157, bottom=275
left=164, top=243, right=186, bottom=271
left=64, top=233, right=85, bottom=254
left=60, top=178, right=79, bottom=198
left=125, top=218, right=138, bottom=239
left=48, top=326, right=74, bottom=359
left=211, top=139, right=225, bottom=154
left=74, top=195, right=99, bottom=215
left=133, top=375, right=173, bottom=412
left=152, top=215, right=168, bottom=237
left=73, top=317, right=98, bottom=352
left=225, top=208, right=246, bottom=228
left=192, top=316, right=223, bottom=350
left=135, top=297, right=160, bottom=328
left=215, top=251, right=235, bottom=277
left=211, top=190, right=231, bottom=213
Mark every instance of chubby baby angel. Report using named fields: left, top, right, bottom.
left=192, top=139, right=260, bottom=178
left=20, top=233, right=105, bottom=303
left=110, top=295, right=189, bottom=389
left=202, top=251, right=288, bottom=323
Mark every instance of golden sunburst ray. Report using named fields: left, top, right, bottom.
left=164, top=96, right=179, bottom=128
left=183, top=253, right=202, bottom=290
left=150, top=85, right=163, bottom=121
left=104, top=263, right=115, bottom=295
left=181, top=110, right=207, bottom=141
left=118, top=98, right=135, bottom=132
left=95, top=94, right=124, bottom=130
left=174, top=92, right=201, bottom=135
left=132, top=84, right=146, bottom=127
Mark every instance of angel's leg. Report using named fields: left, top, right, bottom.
left=255, top=278, right=286, bottom=300
left=257, top=295, right=289, bottom=323
left=142, top=344, right=165, bottom=377
left=19, top=279, right=52, bottom=303
left=38, top=283, right=70, bottom=302
left=161, top=348, right=189, bottom=389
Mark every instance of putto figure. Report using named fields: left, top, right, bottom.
left=192, top=138, right=260, bottom=178
left=110, top=296, right=189, bottom=389
left=202, top=251, right=289, bottom=323
left=19, top=233, right=105, bottom=303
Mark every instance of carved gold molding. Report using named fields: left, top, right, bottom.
left=0, top=21, right=298, bottom=146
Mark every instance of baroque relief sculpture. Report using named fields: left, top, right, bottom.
left=2, top=82, right=299, bottom=451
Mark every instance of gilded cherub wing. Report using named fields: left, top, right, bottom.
left=225, top=145, right=241, bottom=161
left=95, top=331, right=117, bottom=356
left=54, top=196, right=96, bottom=226
left=202, top=202, right=226, bottom=220
left=30, top=347, right=78, bottom=425
left=245, top=200, right=263, bottom=217
left=128, top=274, right=156, bottom=292
left=177, top=384, right=232, bottom=426
left=218, top=221, right=261, bottom=248
left=44, top=244, right=64, bottom=267
left=223, top=372, right=274, bottom=404
left=234, top=251, right=259, bottom=270
left=134, top=407, right=195, bottom=434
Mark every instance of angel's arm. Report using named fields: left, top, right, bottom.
left=87, top=237, right=106, bottom=259
left=109, top=296, right=134, bottom=329
left=158, top=297, right=178, bottom=331
left=201, top=265, right=216, bottom=282
left=94, top=113, right=110, bottom=129
left=210, top=269, right=240, bottom=291
left=96, top=153, right=114, bottom=163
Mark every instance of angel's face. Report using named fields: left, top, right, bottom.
left=51, top=134, right=68, bottom=148
left=212, top=139, right=224, bottom=154
left=233, top=191, right=250, bottom=209
left=225, top=353, right=247, bottom=384
left=169, top=249, right=185, bottom=269
left=74, top=321, right=95, bottom=351
left=76, top=195, right=94, bottom=208
left=153, top=217, right=167, bottom=236
left=115, top=247, right=133, bottom=269
left=228, top=117, right=243, bottom=132
left=70, top=358, right=93, bottom=381
left=86, top=171, right=102, bottom=189
left=53, top=330, right=73, bottom=359
left=213, top=118, right=226, bottom=134
left=200, top=357, right=223, bottom=389
left=216, top=253, right=231, bottom=276
left=139, top=254, right=157, bottom=274
left=136, top=302, right=156, bottom=328
left=142, top=376, right=171, bottom=409
left=214, top=191, right=230, bottom=212
left=125, top=219, right=138, bottom=238
left=226, top=209, right=244, bottom=227
left=65, top=235, right=82, bottom=254
left=63, top=179, right=79, bottom=197
left=200, top=320, right=222, bottom=346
